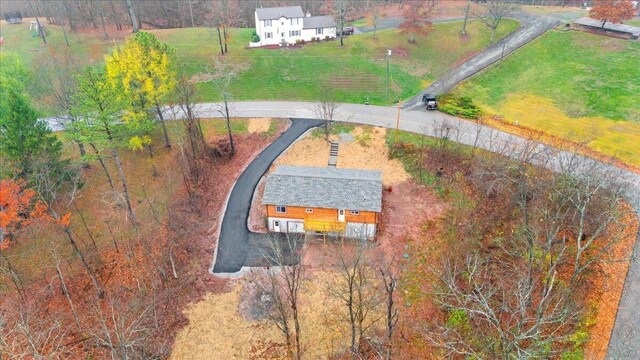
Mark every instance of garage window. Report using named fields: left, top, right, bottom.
left=350, top=210, right=360, bottom=215
left=306, top=208, right=313, bottom=213
left=276, top=206, right=287, bottom=213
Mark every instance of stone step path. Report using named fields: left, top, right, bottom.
left=328, top=142, right=339, bottom=167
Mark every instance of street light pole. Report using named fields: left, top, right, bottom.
left=386, top=49, right=391, bottom=101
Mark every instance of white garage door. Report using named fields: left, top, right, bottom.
left=287, top=221, right=304, bottom=233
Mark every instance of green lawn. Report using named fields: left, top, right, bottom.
left=624, top=18, right=640, bottom=27
left=454, top=30, right=640, bottom=167
left=1, top=18, right=519, bottom=110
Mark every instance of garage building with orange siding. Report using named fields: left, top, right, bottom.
left=262, top=166, right=383, bottom=239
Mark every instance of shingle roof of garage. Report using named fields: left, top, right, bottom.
left=303, top=16, right=337, bottom=29
left=262, top=166, right=383, bottom=212
left=256, top=6, right=305, bottom=20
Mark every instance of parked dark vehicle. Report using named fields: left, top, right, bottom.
left=337, top=26, right=355, bottom=36
left=422, top=93, right=438, bottom=110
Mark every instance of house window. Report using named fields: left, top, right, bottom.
left=289, top=30, right=300, bottom=37
left=306, top=208, right=313, bottom=213
left=350, top=210, right=360, bottom=215
left=316, top=28, right=323, bottom=35
left=265, top=20, right=272, bottom=27
left=291, top=18, right=299, bottom=25
left=265, top=32, right=272, bottom=39
left=276, top=206, right=287, bottom=214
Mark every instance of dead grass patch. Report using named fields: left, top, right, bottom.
left=247, top=117, right=271, bottom=134
left=273, top=126, right=410, bottom=186
left=171, top=270, right=380, bottom=359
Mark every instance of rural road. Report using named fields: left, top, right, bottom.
left=46, top=101, right=639, bottom=356
left=404, top=14, right=562, bottom=109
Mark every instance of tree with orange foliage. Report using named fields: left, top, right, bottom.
left=0, top=179, right=46, bottom=245
left=0, top=179, right=47, bottom=301
left=399, top=0, right=434, bottom=44
left=589, top=0, right=636, bottom=28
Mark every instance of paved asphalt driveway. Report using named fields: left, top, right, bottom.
left=210, top=118, right=324, bottom=274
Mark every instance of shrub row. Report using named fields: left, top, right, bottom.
left=436, top=94, right=482, bottom=119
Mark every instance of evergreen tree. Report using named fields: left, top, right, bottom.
left=0, top=86, right=62, bottom=179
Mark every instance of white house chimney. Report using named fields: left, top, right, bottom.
left=305, top=11, right=311, bottom=17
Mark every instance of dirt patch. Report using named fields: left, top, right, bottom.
left=171, top=270, right=376, bottom=359
left=273, top=126, right=410, bottom=186
left=247, top=117, right=272, bottom=134
left=377, top=180, right=447, bottom=264
left=392, top=47, right=410, bottom=58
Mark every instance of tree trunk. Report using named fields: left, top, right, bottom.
left=55, top=259, right=81, bottom=327
left=216, top=26, right=224, bottom=56
left=63, top=227, right=104, bottom=297
left=223, top=93, right=235, bottom=155
left=340, top=9, right=345, bottom=46
left=61, top=23, right=70, bottom=46
left=110, top=0, right=122, bottom=31
left=188, top=0, right=195, bottom=27
left=462, top=0, right=471, bottom=35
left=35, top=17, right=47, bottom=44
left=490, top=27, right=496, bottom=43
left=601, top=19, right=607, bottom=28
left=90, top=143, right=115, bottom=191
left=1, top=252, right=27, bottom=302
left=77, top=141, right=86, bottom=158
left=156, top=103, right=171, bottom=147
left=111, top=147, right=137, bottom=224
left=100, top=12, right=109, bottom=39
left=125, top=0, right=139, bottom=33
left=223, top=24, right=228, bottom=53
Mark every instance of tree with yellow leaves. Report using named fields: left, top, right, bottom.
left=105, top=32, right=177, bottom=150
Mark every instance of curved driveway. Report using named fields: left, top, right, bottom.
left=186, top=101, right=639, bottom=357
left=211, top=118, right=324, bottom=274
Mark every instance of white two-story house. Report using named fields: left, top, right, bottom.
left=251, top=6, right=337, bottom=47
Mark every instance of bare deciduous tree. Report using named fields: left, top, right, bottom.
left=313, top=86, right=340, bottom=142
left=427, top=255, right=578, bottom=358
left=254, top=233, right=306, bottom=360
left=473, top=0, right=520, bottom=43
left=330, top=244, right=382, bottom=359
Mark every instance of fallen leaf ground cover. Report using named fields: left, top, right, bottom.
left=387, top=130, right=638, bottom=359
left=0, top=118, right=287, bottom=357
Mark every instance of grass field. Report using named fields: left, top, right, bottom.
left=454, top=30, right=640, bottom=167
left=0, top=18, right=518, bottom=111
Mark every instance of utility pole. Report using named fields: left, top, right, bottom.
left=394, top=100, right=402, bottom=144
left=386, top=49, right=391, bottom=101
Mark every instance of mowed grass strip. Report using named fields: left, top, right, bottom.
left=1, top=18, right=518, bottom=108
left=455, top=30, right=640, bottom=167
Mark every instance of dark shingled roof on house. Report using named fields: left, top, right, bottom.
left=303, top=15, right=337, bottom=29
left=262, top=166, right=383, bottom=212
left=256, top=6, right=305, bottom=20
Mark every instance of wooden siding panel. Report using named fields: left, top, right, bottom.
left=266, top=205, right=378, bottom=224
left=345, top=211, right=376, bottom=223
